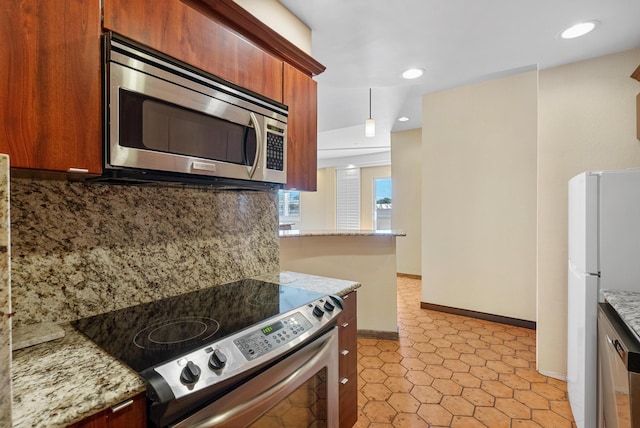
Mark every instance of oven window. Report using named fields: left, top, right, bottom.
left=248, top=368, right=328, bottom=427
left=118, top=89, right=257, bottom=166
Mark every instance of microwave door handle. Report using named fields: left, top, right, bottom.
left=247, top=112, right=261, bottom=179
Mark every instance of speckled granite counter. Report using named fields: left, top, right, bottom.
left=253, top=271, right=361, bottom=296
left=601, top=289, right=640, bottom=341
left=12, top=323, right=145, bottom=428
left=11, top=272, right=359, bottom=428
left=279, top=229, right=406, bottom=238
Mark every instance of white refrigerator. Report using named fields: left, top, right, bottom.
left=568, top=168, right=640, bottom=428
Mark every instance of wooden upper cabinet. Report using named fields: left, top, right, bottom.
left=283, top=64, right=318, bottom=191
left=103, top=0, right=284, bottom=103
left=0, top=0, right=103, bottom=173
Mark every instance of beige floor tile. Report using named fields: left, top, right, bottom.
left=391, top=413, right=429, bottom=427
left=353, top=277, right=576, bottom=427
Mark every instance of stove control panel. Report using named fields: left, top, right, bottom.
left=234, top=312, right=313, bottom=360
left=151, top=294, right=343, bottom=401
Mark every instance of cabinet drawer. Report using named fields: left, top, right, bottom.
left=338, top=291, right=357, bottom=323
left=339, top=345, right=357, bottom=379
left=69, top=393, right=146, bottom=428
left=338, top=321, right=357, bottom=355
left=339, top=376, right=358, bottom=428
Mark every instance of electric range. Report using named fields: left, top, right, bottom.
left=72, top=278, right=343, bottom=426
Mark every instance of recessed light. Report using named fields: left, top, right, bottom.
left=398, top=116, right=409, bottom=122
left=402, top=68, right=425, bottom=79
left=560, top=21, right=598, bottom=39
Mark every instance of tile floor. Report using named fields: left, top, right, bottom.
left=353, top=276, right=577, bottom=427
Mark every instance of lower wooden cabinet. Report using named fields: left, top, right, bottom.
left=69, top=393, right=146, bottom=428
left=338, top=291, right=358, bottom=428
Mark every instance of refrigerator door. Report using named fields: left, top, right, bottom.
left=568, top=172, right=599, bottom=275
left=567, top=261, right=599, bottom=428
left=598, top=169, right=640, bottom=293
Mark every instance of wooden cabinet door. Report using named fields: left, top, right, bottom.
left=337, top=291, right=358, bottom=428
left=68, top=393, right=146, bottom=428
left=0, top=0, right=103, bottom=173
left=283, top=63, right=318, bottom=191
left=103, top=0, right=283, bottom=103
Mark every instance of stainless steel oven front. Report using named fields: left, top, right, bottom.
left=171, top=327, right=339, bottom=427
left=104, top=33, right=287, bottom=186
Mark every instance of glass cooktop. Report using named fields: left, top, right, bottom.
left=71, top=279, right=325, bottom=372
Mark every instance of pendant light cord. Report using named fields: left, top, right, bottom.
left=369, top=88, right=372, bottom=119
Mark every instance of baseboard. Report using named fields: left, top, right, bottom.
left=357, top=329, right=400, bottom=340
left=537, top=369, right=567, bottom=381
left=420, top=302, right=536, bottom=330
left=397, top=273, right=422, bottom=279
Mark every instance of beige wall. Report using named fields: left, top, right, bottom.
left=295, top=165, right=393, bottom=232
left=295, top=168, right=336, bottom=230
left=537, top=48, right=640, bottom=378
left=360, top=165, right=392, bottom=229
left=421, top=71, right=538, bottom=323
left=232, top=0, right=311, bottom=54
left=391, top=129, right=422, bottom=276
left=280, top=235, right=399, bottom=333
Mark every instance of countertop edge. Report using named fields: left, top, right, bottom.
left=601, top=289, right=640, bottom=342
left=279, top=229, right=406, bottom=238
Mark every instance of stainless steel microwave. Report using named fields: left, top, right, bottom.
left=102, top=34, right=287, bottom=187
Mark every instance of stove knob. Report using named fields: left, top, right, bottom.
left=323, top=300, right=335, bottom=312
left=180, top=361, right=201, bottom=385
left=313, top=305, right=325, bottom=318
left=208, top=349, right=227, bottom=370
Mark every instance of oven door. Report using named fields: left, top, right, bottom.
left=170, top=327, right=339, bottom=427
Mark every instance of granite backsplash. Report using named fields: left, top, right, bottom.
left=10, top=178, right=279, bottom=328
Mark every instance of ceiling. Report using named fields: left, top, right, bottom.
left=278, top=0, right=640, bottom=166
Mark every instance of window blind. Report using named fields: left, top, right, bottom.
left=336, top=167, right=361, bottom=230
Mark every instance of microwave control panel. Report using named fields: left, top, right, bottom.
left=265, top=132, right=284, bottom=171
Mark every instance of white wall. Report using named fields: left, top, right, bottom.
left=537, top=48, right=640, bottom=378
left=391, top=129, right=422, bottom=276
left=232, top=0, right=311, bottom=54
left=360, top=165, right=391, bottom=230
left=295, top=168, right=336, bottom=230
left=421, top=70, right=538, bottom=323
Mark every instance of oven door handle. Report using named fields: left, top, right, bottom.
left=170, top=327, right=339, bottom=428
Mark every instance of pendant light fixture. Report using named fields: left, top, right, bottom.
left=365, top=88, right=375, bottom=137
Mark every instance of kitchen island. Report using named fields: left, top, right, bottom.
left=280, top=229, right=406, bottom=338
left=11, top=272, right=359, bottom=428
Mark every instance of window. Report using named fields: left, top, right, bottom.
left=336, top=167, right=361, bottom=230
left=278, top=190, right=301, bottom=221
left=374, top=177, right=392, bottom=230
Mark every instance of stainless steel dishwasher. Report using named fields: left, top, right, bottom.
left=598, top=303, right=640, bottom=428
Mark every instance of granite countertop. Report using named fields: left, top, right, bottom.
left=11, top=272, right=360, bottom=428
left=12, top=323, right=146, bottom=428
left=601, top=289, right=640, bottom=341
left=253, top=271, right=361, bottom=297
left=279, top=229, right=406, bottom=238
